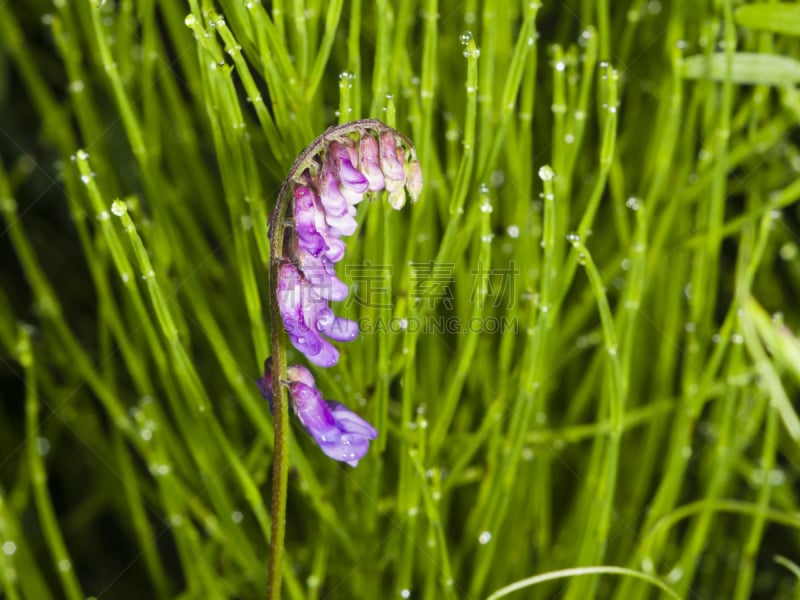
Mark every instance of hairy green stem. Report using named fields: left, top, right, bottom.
left=267, top=181, right=290, bottom=600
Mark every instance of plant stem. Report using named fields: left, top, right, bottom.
left=267, top=180, right=290, bottom=600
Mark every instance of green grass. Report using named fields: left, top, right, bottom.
left=2, top=0, right=800, bottom=598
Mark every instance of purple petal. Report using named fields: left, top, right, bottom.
left=294, top=186, right=327, bottom=256
left=319, top=316, right=359, bottom=342
left=318, top=169, right=349, bottom=217
left=358, top=135, right=385, bottom=191
left=327, top=401, right=378, bottom=438
left=379, top=132, right=406, bottom=181
left=287, top=379, right=377, bottom=467
left=325, top=209, right=358, bottom=237
left=330, top=141, right=369, bottom=192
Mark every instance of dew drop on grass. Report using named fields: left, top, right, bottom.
left=58, top=559, right=72, bottom=572
left=36, top=437, right=50, bottom=456
left=478, top=531, right=492, bottom=544
left=400, top=590, right=411, bottom=599
left=538, top=165, right=555, bottom=181
left=769, top=469, right=786, bottom=486
left=459, top=31, right=473, bottom=45
left=2, top=542, right=17, bottom=556
left=667, top=566, right=683, bottom=583
left=566, top=232, right=581, bottom=244
left=184, top=13, right=196, bottom=27
left=231, top=510, right=244, bottom=523
left=507, top=225, right=520, bottom=238
left=111, top=200, right=127, bottom=216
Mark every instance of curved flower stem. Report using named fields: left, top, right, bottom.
left=266, top=118, right=415, bottom=599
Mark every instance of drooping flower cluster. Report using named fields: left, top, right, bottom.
left=265, top=121, right=421, bottom=467
left=259, top=358, right=378, bottom=467
left=277, top=130, right=422, bottom=368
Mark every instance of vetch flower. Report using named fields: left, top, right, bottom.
left=259, top=358, right=378, bottom=467
left=272, top=120, right=422, bottom=367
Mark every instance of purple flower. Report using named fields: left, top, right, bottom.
left=274, top=126, right=422, bottom=367
left=276, top=260, right=356, bottom=368
left=259, top=359, right=378, bottom=467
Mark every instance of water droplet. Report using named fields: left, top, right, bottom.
left=36, top=437, right=50, bottom=456
left=459, top=31, right=473, bottom=45
left=566, top=232, right=581, bottom=244
left=538, top=165, right=555, bottom=181
left=507, top=225, right=520, bottom=238
left=111, top=200, right=127, bottom=216
left=97, top=210, right=109, bottom=221
left=400, top=589, right=411, bottom=599
left=480, top=201, right=492, bottom=213
left=81, top=173, right=94, bottom=184
left=731, top=333, right=743, bottom=345
left=232, top=510, right=244, bottom=523
left=398, top=318, right=409, bottom=330
left=769, top=469, right=786, bottom=486
left=184, top=13, right=196, bottom=27
left=68, top=80, right=85, bottom=94
left=58, top=559, right=72, bottom=572
left=150, top=463, right=171, bottom=476
left=666, top=566, right=683, bottom=582
left=2, top=541, right=17, bottom=556
left=478, top=531, right=492, bottom=544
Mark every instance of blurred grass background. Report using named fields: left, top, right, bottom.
left=2, top=0, right=800, bottom=598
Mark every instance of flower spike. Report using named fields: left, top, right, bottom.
left=271, top=120, right=422, bottom=366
